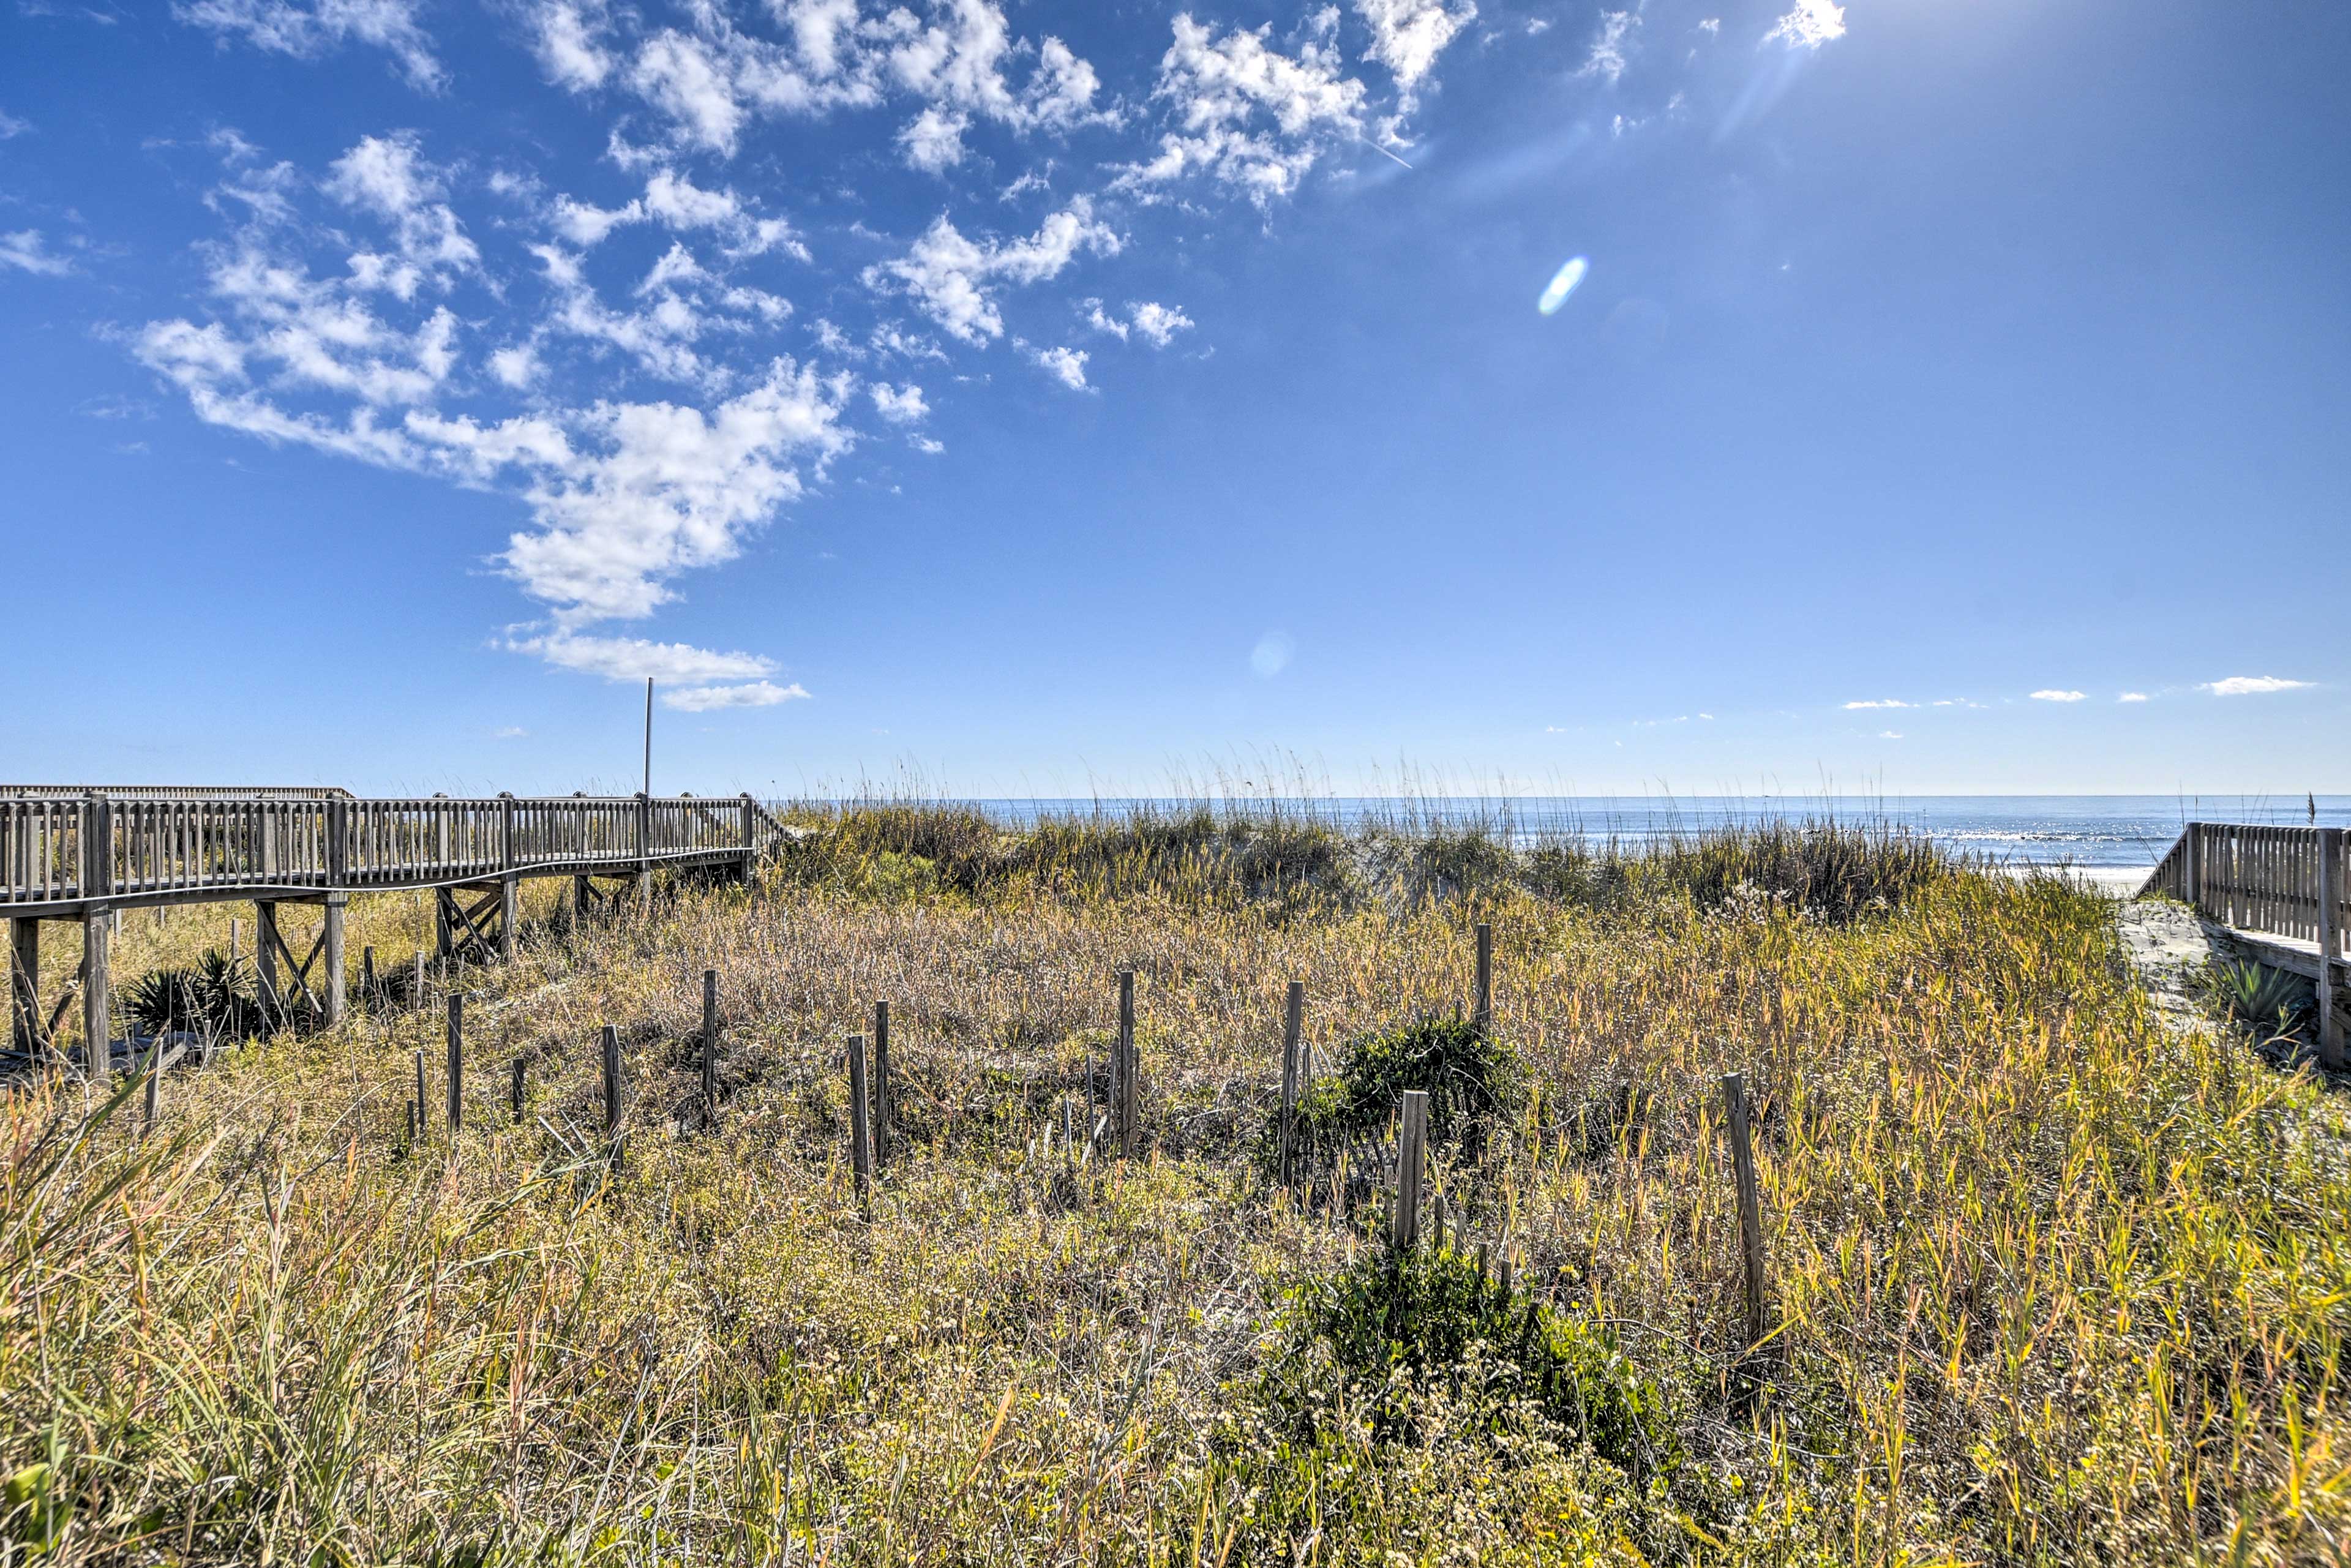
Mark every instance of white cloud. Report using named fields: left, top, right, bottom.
left=174, top=0, right=445, bottom=90
left=492, top=725, right=528, bottom=739
left=517, top=631, right=775, bottom=683
left=631, top=31, right=746, bottom=154
left=1250, top=631, right=1294, bottom=677
left=1878, top=730, right=1902, bottom=740
left=1697, top=18, right=1721, bottom=34
left=1765, top=0, right=1846, bottom=50
left=1354, top=0, right=1477, bottom=92
left=1577, top=9, right=1638, bottom=84
left=0, top=110, right=29, bottom=140
left=323, top=132, right=479, bottom=291
left=1120, top=15, right=1369, bottom=204
left=869, top=381, right=929, bottom=422
left=0, top=230, right=73, bottom=277
left=1084, top=297, right=1194, bottom=347
left=1842, top=699, right=1908, bottom=710
left=604, top=1, right=1105, bottom=165
left=2203, top=675, right=2312, bottom=696
left=527, top=0, right=611, bottom=91
left=863, top=197, right=1120, bottom=343
left=1127, top=300, right=1194, bottom=346
left=1028, top=342, right=1090, bottom=390
left=910, top=433, right=945, bottom=454
left=2030, top=689, right=2087, bottom=703
left=898, top=105, right=970, bottom=172
left=2117, top=692, right=2148, bottom=703
left=664, top=679, right=810, bottom=711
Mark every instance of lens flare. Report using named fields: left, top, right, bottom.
left=1537, top=256, right=1589, bottom=315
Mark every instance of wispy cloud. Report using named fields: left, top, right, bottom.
left=511, top=632, right=775, bottom=684
left=2117, top=692, right=2148, bottom=703
left=0, top=230, right=73, bottom=277
left=2203, top=675, right=2312, bottom=696
left=663, top=679, right=809, bottom=711
left=2030, top=689, right=2087, bottom=703
left=1842, top=699, right=1908, bottom=710
left=174, top=0, right=446, bottom=91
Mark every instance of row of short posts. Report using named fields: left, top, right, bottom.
left=1374, top=922, right=1778, bottom=1361
left=1382, top=1073, right=1775, bottom=1356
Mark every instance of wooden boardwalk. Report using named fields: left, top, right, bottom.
left=4, top=788, right=791, bottom=1053
left=2139, top=822, right=2347, bottom=1062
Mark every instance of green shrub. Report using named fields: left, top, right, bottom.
left=1263, top=1245, right=1674, bottom=1482
left=1287, top=1015, right=1520, bottom=1167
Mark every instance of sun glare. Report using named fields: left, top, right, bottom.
left=1537, top=256, right=1589, bottom=315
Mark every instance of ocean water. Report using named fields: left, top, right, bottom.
left=942, top=795, right=2351, bottom=885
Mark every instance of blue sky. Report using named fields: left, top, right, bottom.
left=2, top=0, right=2345, bottom=798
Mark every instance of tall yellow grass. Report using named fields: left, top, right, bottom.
left=2, top=816, right=2345, bottom=1563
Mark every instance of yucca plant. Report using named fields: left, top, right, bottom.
left=2208, top=957, right=2310, bottom=1035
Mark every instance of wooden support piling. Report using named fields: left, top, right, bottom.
left=8, top=920, right=39, bottom=1059
left=445, top=994, right=463, bottom=1131
left=323, top=895, right=347, bottom=1026
left=412, top=951, right=426, bottom=1011
left=82, top=909, right=110, bottom=1068
left=2320, top=827, right=2342, bottom=1070
left=255, top=902, right=282, bottom=1022
left=499, top=875, right=519, bottom=964
left=1391, top=1089, right=1428, bottom=1253
left=847, top=1032, right=873, bottom=1212
left=511, top=1056, right=527, bottom=1123
left=1722, top=1072, right=1771, bottom=1353
left=1474, top=922, right=1493, bottom=1033
left=1280, top=980, right=1304, bottom=1189
left=229, top=917, right=241, bottom=967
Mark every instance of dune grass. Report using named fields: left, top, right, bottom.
left=3, top=808, right=2347, bottom=1563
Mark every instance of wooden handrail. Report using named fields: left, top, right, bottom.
left=0, top=790, right=778, bottom=913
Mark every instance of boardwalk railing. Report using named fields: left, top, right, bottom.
left=2141, top=821, right=2344, bottom=1064
left=2139, top=823, right=2347, bottom=950
left=2, top=790, right=793, bottom=917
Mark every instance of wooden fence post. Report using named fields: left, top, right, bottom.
left=413, top=1049, right=429, bottom=1144
left=511, top=1056, right=527, bottom=1124
left=847, top=1032, right=873, bottom=1213
left=1391, top=1089, right=1428, bottom=1253
left=1280, top=981, right=1304, bottom=1189
left=1116, top=969, right=1138, bottom=1155
left=601, top=1024, right=621, bottom=1138
left=445, top=994, right=463, bottom=1131
left=1722, top=1072, right=1771, bottom=1353
left=872, top=999, right=891, bottom=1167
left=2183, top=822, right=2202, bottom=913
left=702, top=968, right=719, bottom=1119
left=142, top=1040, right=162, bottom=1135
left=1474, top=922, right=1493, bottom=1033
left=2319, top=827, right=2342, bottom=1070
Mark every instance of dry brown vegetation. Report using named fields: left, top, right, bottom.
left=4, top=808, right=2348, bottom=1564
